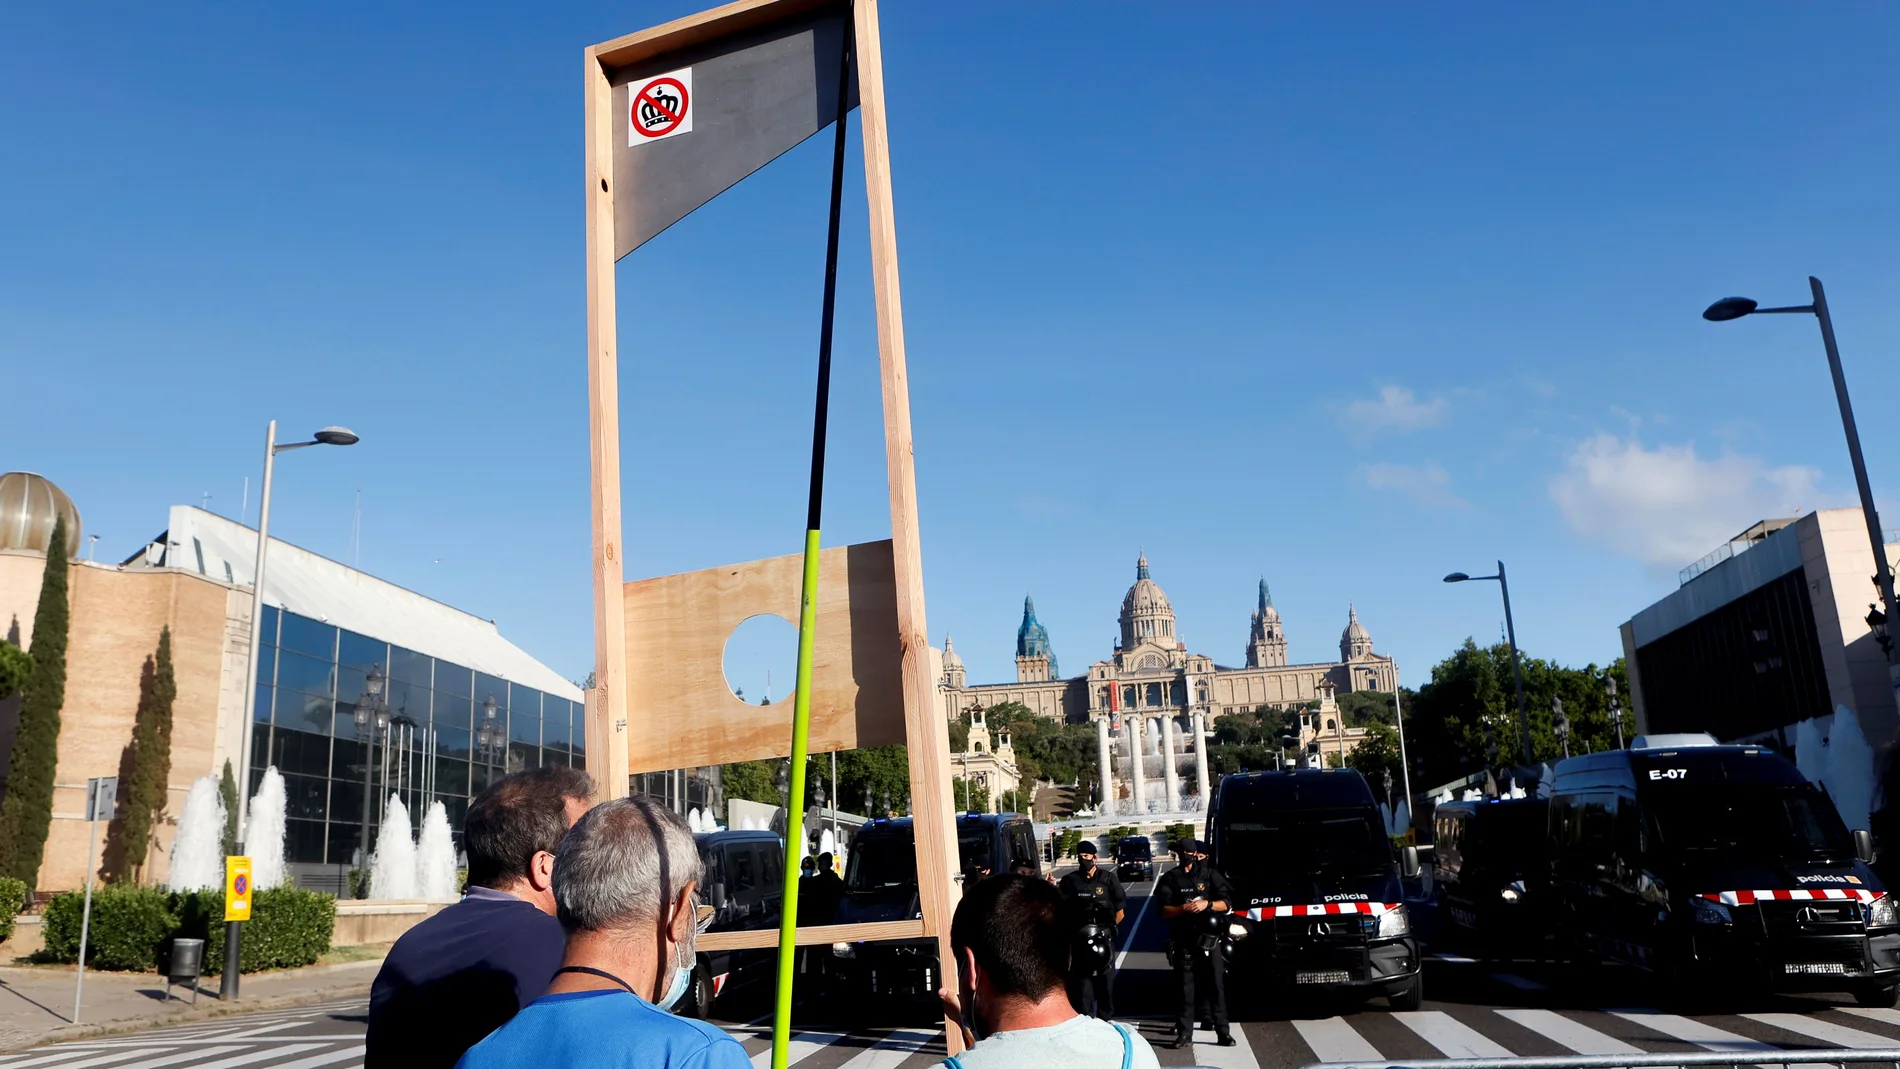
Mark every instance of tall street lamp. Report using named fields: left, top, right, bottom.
left=354, top=664, right=390, bottom=897
left=1445, top=562, right=1533, bottom=766
left=227, top=421, right=357, bottom=1000
left=476, top=695, right=506, bottom=777
left=1703, top=280, right=1900, bottom=689
left=1605, top=674, right=1625, bottom=750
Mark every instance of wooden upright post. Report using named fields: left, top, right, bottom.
left=853, top=0, right=961, bottom=1046
left=584, top=46, right=630, bottom=800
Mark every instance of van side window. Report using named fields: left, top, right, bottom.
left=732, top=849, right=756, bottom=893
left=1574, top=793, right=1616, bottom=867
left=761, top=846, right=783, bottom=889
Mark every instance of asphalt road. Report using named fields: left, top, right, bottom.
left=12, top=867, right=1900, bottom=1069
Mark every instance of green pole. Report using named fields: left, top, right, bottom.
left=772, top=21, right=852, bottom=1069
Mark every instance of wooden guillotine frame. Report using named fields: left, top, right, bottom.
left=581, top=0, right=962, bottom=1038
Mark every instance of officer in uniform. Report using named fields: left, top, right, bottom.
left=1154, top=839, right=1236, bottom=1049
left=1056, top=840, right=1126, bottom=1018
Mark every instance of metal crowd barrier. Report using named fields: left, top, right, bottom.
left=1297, top=1051, right=1900, bottom=1069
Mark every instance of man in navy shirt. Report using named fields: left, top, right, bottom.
left=366, top=766, right=594, bottom=1069
left=458, top=797, right=748, bottom=1069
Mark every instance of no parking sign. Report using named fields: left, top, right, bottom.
left=225, top=856, right=253, bottom=922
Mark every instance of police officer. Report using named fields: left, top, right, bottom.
left=1056, top=840, right=1126, bottom=1019
left=1154, top=839, right=1236, bottom=1049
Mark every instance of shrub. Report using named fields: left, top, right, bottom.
left=0, top=877, right=27, bottom=942
left=174, top=887, right=336, bottom=972
left=42, top=885, right=176, bottom=970
left=40, top=884, right=335, bottom=973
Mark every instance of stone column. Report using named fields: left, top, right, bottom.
left=1127, top=716, right=1146, bottom=814
left=1095, top=717, right=1112, bottom=815
left=1161, top=715, right=1181, bottom=812
left=1193, top=712, right=1212, bottom=804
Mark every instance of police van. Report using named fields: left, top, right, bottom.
left=824, top=813, right=1040, bottom=1017
left=1207, top=768, right=1424, bottom=1009
left=1431, top=797, right=1553, bottom=960
left=1550, top=734, right=1900, bottom=1005
left=686, top=829, right=785, bottom=1018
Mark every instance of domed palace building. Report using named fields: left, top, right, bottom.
left=938, top=554, right=1398, bottom=726
left=0, top=473, right=583, bottom=894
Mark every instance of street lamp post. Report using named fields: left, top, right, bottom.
left=1703, top=279, right=1900, bottom=688
left=1553, top=696, right=1570, bottom=760
left=226, top=421, right=357, bottom=1001
left=354, top=665, right=390, bottom=898
left=1606, top=675, right=1625, bottom=749
left=1444, top=562, right=1533, bottom=766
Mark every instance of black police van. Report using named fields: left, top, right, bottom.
left=1116, top=835, right=1155, bottom=882
left=686, top=829, right=786, bottom=1018
left=1431, top=797, right=1552, bottom=960
left=1551, top=735, right=1899, bottom=1005
left=826, top=813, right=1040, bottom=1014
left=1208, top=768, right=1423, bottom=1009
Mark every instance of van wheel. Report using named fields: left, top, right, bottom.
left=679, top=961, right=715, bottom=1018
left=1388, top=975, right=1424, bottom=1011
left=1854, top=982, right=1899, bottom=1008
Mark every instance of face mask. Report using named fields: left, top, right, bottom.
left=653, top=901, right=698, bottom=1012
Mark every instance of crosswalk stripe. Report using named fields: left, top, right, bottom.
left=1496, top=1010, right=1643, bottom=1054
left=78, top=1047, right=246, bottom=1069
left=1192, top=1027, right=1259, bottom=1069
left=1842, top=1007, right=1900, bottom=1028
left=1292, top=1017, right=1381, bottom=1062
left=1743, top=1013, right=1896, bottom=1048
left=1395, top=1011, right=1514, bottom=1057
left=835, top=1030, right=938, bottom=1069
left=8, top=1048, right=172, bottom=1069
left=266, top=1044, right=366, bottom=1069
left=192, top=1044, right=326, bottom=1069
left=1610, top=1012, right=1779, bottom=1052
left=222, top=1022, right=314, bottom=1039
left=750, top=1032, right=847, bottom=1068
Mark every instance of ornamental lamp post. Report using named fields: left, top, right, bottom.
left=1553, top=695, right=1571, bottom=760
left=354, top=664, right=390, bottom=900
left=1606, top=675, right=1625, bottom=750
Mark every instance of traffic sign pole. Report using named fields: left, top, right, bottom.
left=73, top=776, right=116, bottom=1024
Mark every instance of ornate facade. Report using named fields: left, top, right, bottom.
left=938, top=554, right=1398, bottom=725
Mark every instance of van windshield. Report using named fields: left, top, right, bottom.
left=1647, top=783, right=1853, bottom=862
left=844, top=828, right=993, bottom=891
left=846, top=835, right=916, bottom=891
left=1221, top=807, right=1391, bottom=887
left=1117, top=839, right=1151, bottom=859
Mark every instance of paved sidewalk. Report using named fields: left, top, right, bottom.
left=0, top=958, right=382, bottom=1052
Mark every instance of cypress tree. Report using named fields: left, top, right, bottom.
left=0, top=516, right=72, bottom=889
left=219, top=760, right=239, bottom=857
left=120, top=627, right=176, bottom=882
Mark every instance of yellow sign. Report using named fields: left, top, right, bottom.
left=224, top=856, right=253, bottom=922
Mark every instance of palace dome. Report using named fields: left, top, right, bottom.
left=0, top=472, right=82, bottom=558
left=1119, top=553, right=1178, bottom=649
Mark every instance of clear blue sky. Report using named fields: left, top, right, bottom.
left=4, top=2, right=1897, bottom=697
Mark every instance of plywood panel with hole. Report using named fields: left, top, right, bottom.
left=622, top=539, right=904, bottom=772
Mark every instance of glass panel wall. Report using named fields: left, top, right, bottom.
left=252, top=608, right=580, bottom=869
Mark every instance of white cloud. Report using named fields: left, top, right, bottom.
left=1344, top=385, right=1448, bottom=436
left=1364, top=463, right=1468, bottom=510
left=1549, top=433, right=1822, bottom=567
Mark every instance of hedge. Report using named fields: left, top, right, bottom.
left=174, top=887, right=335, bottom=972
left=0, top=877, right=26, bottom=942
left=43, top=885, right=176, bottom=970
left=40, top=885, right=335, bottom=972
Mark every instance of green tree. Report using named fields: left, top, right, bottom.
left=0, top=642, right=28, bottom=700
left=951, top=776, right=989, bottom=814
left=219, top=761, right=239, bottom=858
left=0, top=516, right=72, bottom=888
left=721, top=760, right=780, bottom=807
left=1345, top=720, right=1404, bottom=796
left=119, top=628, right=177, bottom=882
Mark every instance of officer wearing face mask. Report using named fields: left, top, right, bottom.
left=457, top=796, right=749, bottom=1069
left=1056, top=841, right=1125, bottom=1019
left=1154, top=839, right=1236, bottom=1050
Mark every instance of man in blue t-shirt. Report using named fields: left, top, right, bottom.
left=457, top=797, right=749, bottom=1069
left=367, top=766, right=594, bottom=1069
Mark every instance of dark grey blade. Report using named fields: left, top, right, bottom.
left=610, top=5, right=858, bottom=260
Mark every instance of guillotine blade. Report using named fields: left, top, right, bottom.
left=609, top=1, right=859, bottom=259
